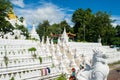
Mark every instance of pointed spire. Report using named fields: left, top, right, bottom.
left=22, top=18, right=27, bottom=27
left=98, top=35, right=101, bottom=43
left=62, top=49, right=67, bottom=59
left=57, top=37, right=61, bottom=45
left=51, top=39, right=55, bottom=50
left=45, top=46, right=51, bottom=56
left=42, top=36, right=44, bottom=43
left=63, top=27, right=66, bottom=34
left=61, top=27, right=69, bottom=43
left=51, top=39, right=53, bottom=45
left=30, top=23, right=40, bottom=40
left=31, top=23, right=37, bottom=34
left=62, top=27, right=67, bottom=38
left=46, top=36, right=50, bottom=45
left=56, top=45, right=62, bottom=56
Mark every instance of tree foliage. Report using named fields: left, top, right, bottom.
left=55, top=74, right=67, bottom=80
left=110, top=25, right=120, bottom=46
left=36, top=20, right=72, bottom=41
left=28, top=47, right=36, bottom=52
left=36, top=20, right=50, bottom=39
left=0, top=0, right=119, bottom=46
left=116, top=25, right=120, bottom=37
left=94, top=11, right=115, bottom=45
left=72, top=8, right=117, bottom=45
left=15, top=24, right=29, bottom=39
left=10, top=77, right=15, bottom=80
left=59, top=20, right=73, bottom=32
left=19, top=17, right=24, bottom=23
left=72, top=8, right=93, bottom=41
left=0, top=0, right=14, bottom=37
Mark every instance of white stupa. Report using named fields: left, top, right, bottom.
left=30, top=24, right=40, bottom=40
left=98, top=35, right=101, bottom=43
left=52, top=52, right=59, bottom=65
left=22, top=18, right=27, bottom=27
left=46, top=36, right=50, bottom=46
left=61, top=27, right=69, bottom=43
left=57, top=37, right=61, bottom=45
left=59, top=61, right=67, bottom=73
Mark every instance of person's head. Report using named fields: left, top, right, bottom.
left=72, top=68, right=76, bottom=72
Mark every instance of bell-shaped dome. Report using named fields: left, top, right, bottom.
left=30, top=24, right=40, bottom=40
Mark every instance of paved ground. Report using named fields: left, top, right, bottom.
left=107, top=65, right=120, bottom=80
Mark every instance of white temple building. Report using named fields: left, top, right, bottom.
left=0, top=8, right=120, bottom=80
left=0, top=26, right=120, bottom=80
left=5, top=7, right=27, bottom=28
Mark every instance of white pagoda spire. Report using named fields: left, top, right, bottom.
left=57, top=37, right=61, bottom=45
left=51, top=39, right=53, bottom=45
left=61, top=27, right=69, bottom=43
left=98, top=35, right=101, bottom=43
left=41, top=36, right=44, bottom=44
left=30, top=23, right=40, bottom=40
left=30, top=24, right=37, bottom=34
left=46, top=36, right=50, bottom=46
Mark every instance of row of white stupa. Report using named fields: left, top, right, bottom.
left=0, top=30, right=81, bottom=80
left=0, top=17, right=120, bottom=80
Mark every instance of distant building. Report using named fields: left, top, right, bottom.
left=6, top=7, right=27, bottom=27
left=50, top=28, right=76, bottom=42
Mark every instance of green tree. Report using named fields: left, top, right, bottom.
left=59, top=20, right=72, bottom=32
left=37, top=20, right=73, bottom=39
left=15, top=24, right=29, bottom=39
left=72, top=8, right=93, bottom=41
left=36, top=20, right=50, bottom=40
left=110, top=37, right=120, bottom=46
left=48, top=20, right=73, bottom=35
left=19, top=17, right=24, bottom=23
left=116, top=25, right=120, bottom=37
left=94, top=11, right=115, bottom=44
left=48, top=23, right=61, bottom=34
left=110, top=25, right=120, bottom=46
left=72, top=8, right=116, bottom=45
left=10, top=77, right=15, bottom=80
left=0, top=0, right=14, bottom=37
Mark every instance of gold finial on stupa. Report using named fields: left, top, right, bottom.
left=7, top=7, right=17, bottom=19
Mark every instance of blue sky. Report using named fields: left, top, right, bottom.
left=10, top=0, right=120, bottom=28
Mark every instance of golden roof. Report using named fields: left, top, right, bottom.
left=8, top=13, right=17, bottom=19
left=7, top=8, right=17, bottom=19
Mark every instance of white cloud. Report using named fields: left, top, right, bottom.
left=111, top=16, right=120, bottom=27
left=11, top=0, right=25, bottom=8
left=14, top=2, right=73, bottom=28
left=65, top=14, right=74, bottom=27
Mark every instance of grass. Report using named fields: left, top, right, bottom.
left=38, top=56, right=42, bottom=64
left=54, top=73, right=67, bottom=80
left=10, top=77, right=14, bottom=80
left=28, top=47, right=36, bottom=52
left=108, top=60, right=120, bottom=68
left=4, top=56, right=9, bottom=67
